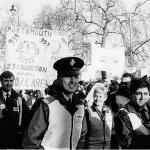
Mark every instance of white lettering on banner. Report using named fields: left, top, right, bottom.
left=14, top=77, right=46, bottom=89
left=7, top=26, right=52, bottom=37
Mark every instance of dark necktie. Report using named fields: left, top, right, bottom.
left=6, top=93, right=9, bottom=100
left=140, top=108, right=149, bottom=123
left=5, top=93, right=11, bottom=107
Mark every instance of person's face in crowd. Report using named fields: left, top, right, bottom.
left=1, top=76, right=14, bottom=93
left=93, top=88, right=107, bottom=107
left=78, top=84, right=86, bottom=95
left=35, top=91, right=42, bottom=99
left=121, top=77, right=131, bottom=89
left=132, top=87, right=150, bottom=107
left=59, top=75, right=81, bottom=95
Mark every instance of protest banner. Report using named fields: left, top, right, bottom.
left=82, top=44, right=125, bottom=81
left=5, top=26, right=51, bottom=90
left=5, top=26, right=73, bottom=89
left=0, top=48, right=5, bottom=74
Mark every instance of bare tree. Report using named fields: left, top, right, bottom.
left=33, top=3, right=92, bottom=66
left=63, top=0, right=123, bottom=48
left=33, top=0, right=150, bottom=68
left=119, top=0, right=150, bottom=67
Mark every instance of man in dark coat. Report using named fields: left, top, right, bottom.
left=0, top=71, right=30, bottom=149
left=114, top=78, right=150, bottom=149
left=115, top=72, right=133, bottom=109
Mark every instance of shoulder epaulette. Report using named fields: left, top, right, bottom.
left=42, top=96, right=56, bottom=104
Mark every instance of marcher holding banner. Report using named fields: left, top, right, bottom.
left=22, top=56, right=87, bottom=149
left=0, top=71, right=30, bottom=149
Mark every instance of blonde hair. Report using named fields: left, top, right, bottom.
left=86, top=82, right=109, bottom=106
left=93, top=86, right=108, bottom=95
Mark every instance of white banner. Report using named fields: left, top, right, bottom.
left=5, top=26, right=51, bottom=90
left=82, top=44, right=125, bottom=81
left=0, top=48, right=5, bottom=74
left=46, top=33, right=73, bottom=85
left=5, top=26, right=74, bottom=89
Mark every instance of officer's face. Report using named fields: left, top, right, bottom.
left=1, top=76, right=14, bottom=92
left=59, top=75, right=80, bottom=94
left=132, top=87, right=150, bottom=107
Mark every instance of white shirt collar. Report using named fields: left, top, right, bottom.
left=2, top=90, right=11, bottom=99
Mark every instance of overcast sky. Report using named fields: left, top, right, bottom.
left=0, top=0, right=59, bottom=25
left=0, top=0, right=141, bottom=25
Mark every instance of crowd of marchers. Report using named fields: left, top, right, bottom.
left=0, top=56, right=150, bottom=149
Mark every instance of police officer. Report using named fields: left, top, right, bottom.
left=22, top=57, right=87, bottom=149
left=0, top=71, right=30, bottom=149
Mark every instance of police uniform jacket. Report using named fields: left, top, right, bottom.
left=0, top=87, right=30, bottom=149
left=22, top=91, right=87, bottom=149
left=114, top=101, right=150, bottom=149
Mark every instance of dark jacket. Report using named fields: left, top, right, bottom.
left=114, top=101, right=150, bottom=149
left=0, top=87, right=30, bottom=149
left=85, top=104, right=112, bottom=149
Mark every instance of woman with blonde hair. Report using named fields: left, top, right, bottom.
left=85, top=83, right=113, bottom=149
